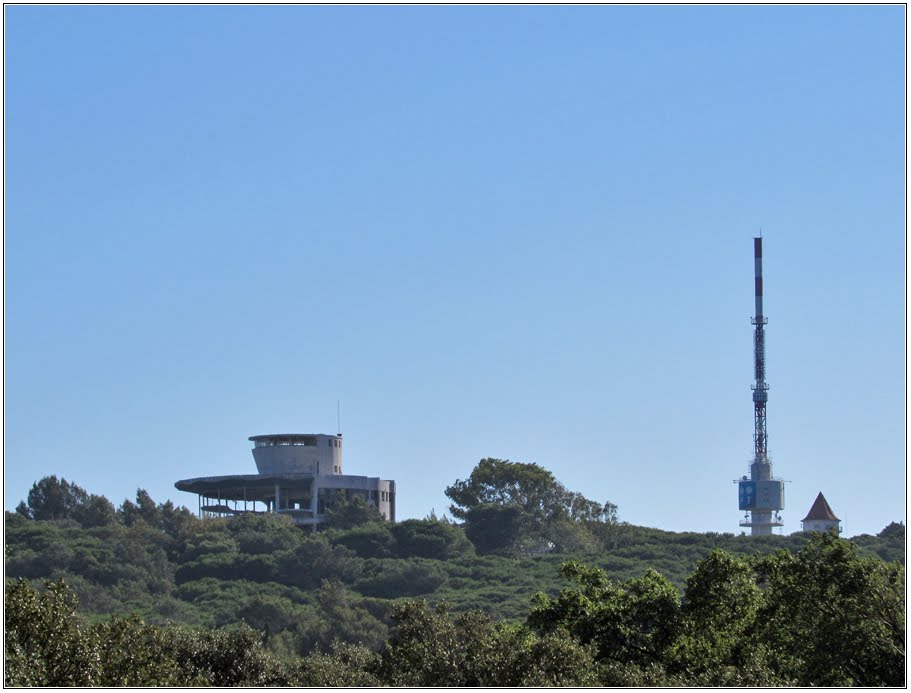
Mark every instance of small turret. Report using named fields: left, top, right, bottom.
left=801, top=492, right=841, bottom=533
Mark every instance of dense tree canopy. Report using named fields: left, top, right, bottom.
left=5, top=473, right=905, bottom=686
left=527, top=534, right=905, bottom=686
left=7, top=531, right=904, bottom=687
left=322, top=494, right=385, bottom=530
left=444, top=458, right=617, bottom=555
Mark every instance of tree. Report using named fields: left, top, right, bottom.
left=277, top=536, right=363, bottom=589
left=5, top=579, right=100, bottom=686
left=119, top=488, right=162, bottom=527
left=230, top=512, right=302, bottom=555
left=527, top=562, right=681, bottom=671
left=118, top=498, right=141, bottom=526
left=445, top=458, right=562, bottom=525
left=158, top=499, right=199, bottom=539
left=24, top=476, right=89, bottom=522
left=90, top=615, right=200, bottom=686
left=354, top=559, right=447, bottom=598
left=74, top=494, right=117, bottom=528
left=445, top=458, right=617, bottom=555
left=878, top=521, right=904, bottom=539
left=294, top=580, right=389, bottom=654
left=323, top=494, right=385, bottom=530
left=237, top=594, right=297, bottom=642
left=378, top=601, right=490, bottom=686
left=667, top=550, right=782, bottom=686
left=163, top=623, right=291, bottom=686
left=390, top=517, right=474, bottom=559
left=293, top=641, right=382, bottom=686
left=378, top=600, right=598, bottom=686
left=332, top=522, right=396, bottom=559
left=752, top=533, right=905, bottom=686
left=462, top=503, right=530, bottom=556
left=136, top=489, right=162, bottom=526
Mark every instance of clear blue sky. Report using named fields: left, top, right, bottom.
left=5, top=5, right=905, bottom=537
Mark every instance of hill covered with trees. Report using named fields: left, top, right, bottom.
left=5, top=462, right=905, bottom=686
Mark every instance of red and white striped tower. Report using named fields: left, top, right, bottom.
left=737, top=237, right=785, bottom=535
left=752, top=237, right=768, bottom=459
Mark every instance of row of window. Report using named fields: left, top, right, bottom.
left=253, top=438, right=343, bottom=449
left=254, top=439, right=317, bottom=447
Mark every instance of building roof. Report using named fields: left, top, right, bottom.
left=802, top=492, right=840, bottom=522
left=174, top=473, right=314, bottom=501
left=248, top=433, right=338, bottom=443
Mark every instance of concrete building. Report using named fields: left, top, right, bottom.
left=801, top=492, right=840, bottom=533
left=175, top=433, right=395, bottom=527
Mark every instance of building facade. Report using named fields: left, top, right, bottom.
left=175, top=433, right=395, bottom=527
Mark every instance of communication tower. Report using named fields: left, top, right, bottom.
left=737, top=237, right=785, bottom=534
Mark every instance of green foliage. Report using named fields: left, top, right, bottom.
left=292, top=641, right=382, bottom=686
left=237, top=594, right=299, bottom=640
left=378, top=601, right=494, bottom=686
left=528, top=562, right=681, bottom=669
left=164, top=623, right=291, bottom=686
left=89, top=616, right=201, bottom=686
left=294, top=580, right=390, bottom=654
left=76, top=493, right=118, bottom=528
left=5, top=475, right=906, bottom=687
left=21, top=476, right=117, bottom=528
left=277, top=535, right=364, bottom=589
left=331, top=522, right=396, bottom=558
left=529, top=534, right=905, bottom=686
left=5, top=579, right=100, bottom=686
left=390, top=517, right=474, bottom=559
left=852, top=521, right=906, bottom=563
left=753, top=533, right=905, bottom=686
left=229, top=512, right=303, bottom=554
left=323, top=494, right=385, bottom=529
left=355, top=558, right=448, bottom=598
left=445, top=458, right=616, bottom=555
left=667, top=550, right=781, bottom=685
left=24, top=476, right=86, bottom=521
left=176, top=550, right=281, bottom=584
left=377, top=600, right=598, bottom=686
left=879, top=521, right=904, bottom=539
left=445, top=458, right=561, bottom=521
left=463, top=503, right=530, bottom=556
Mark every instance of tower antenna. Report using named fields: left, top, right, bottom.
left=337, top=400, right=341, bottom=436
left=737, top=237, right=785, bottom=535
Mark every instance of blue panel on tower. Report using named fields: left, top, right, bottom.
left=739, top=481, right=756, bottom=510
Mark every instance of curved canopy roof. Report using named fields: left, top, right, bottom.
left=175, top=473, right=313, bottom=502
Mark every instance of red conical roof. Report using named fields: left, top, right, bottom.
left=802, top=492, right=840, bottom=522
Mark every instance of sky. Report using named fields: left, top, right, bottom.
left=4, top=5, right=906, bottom=538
